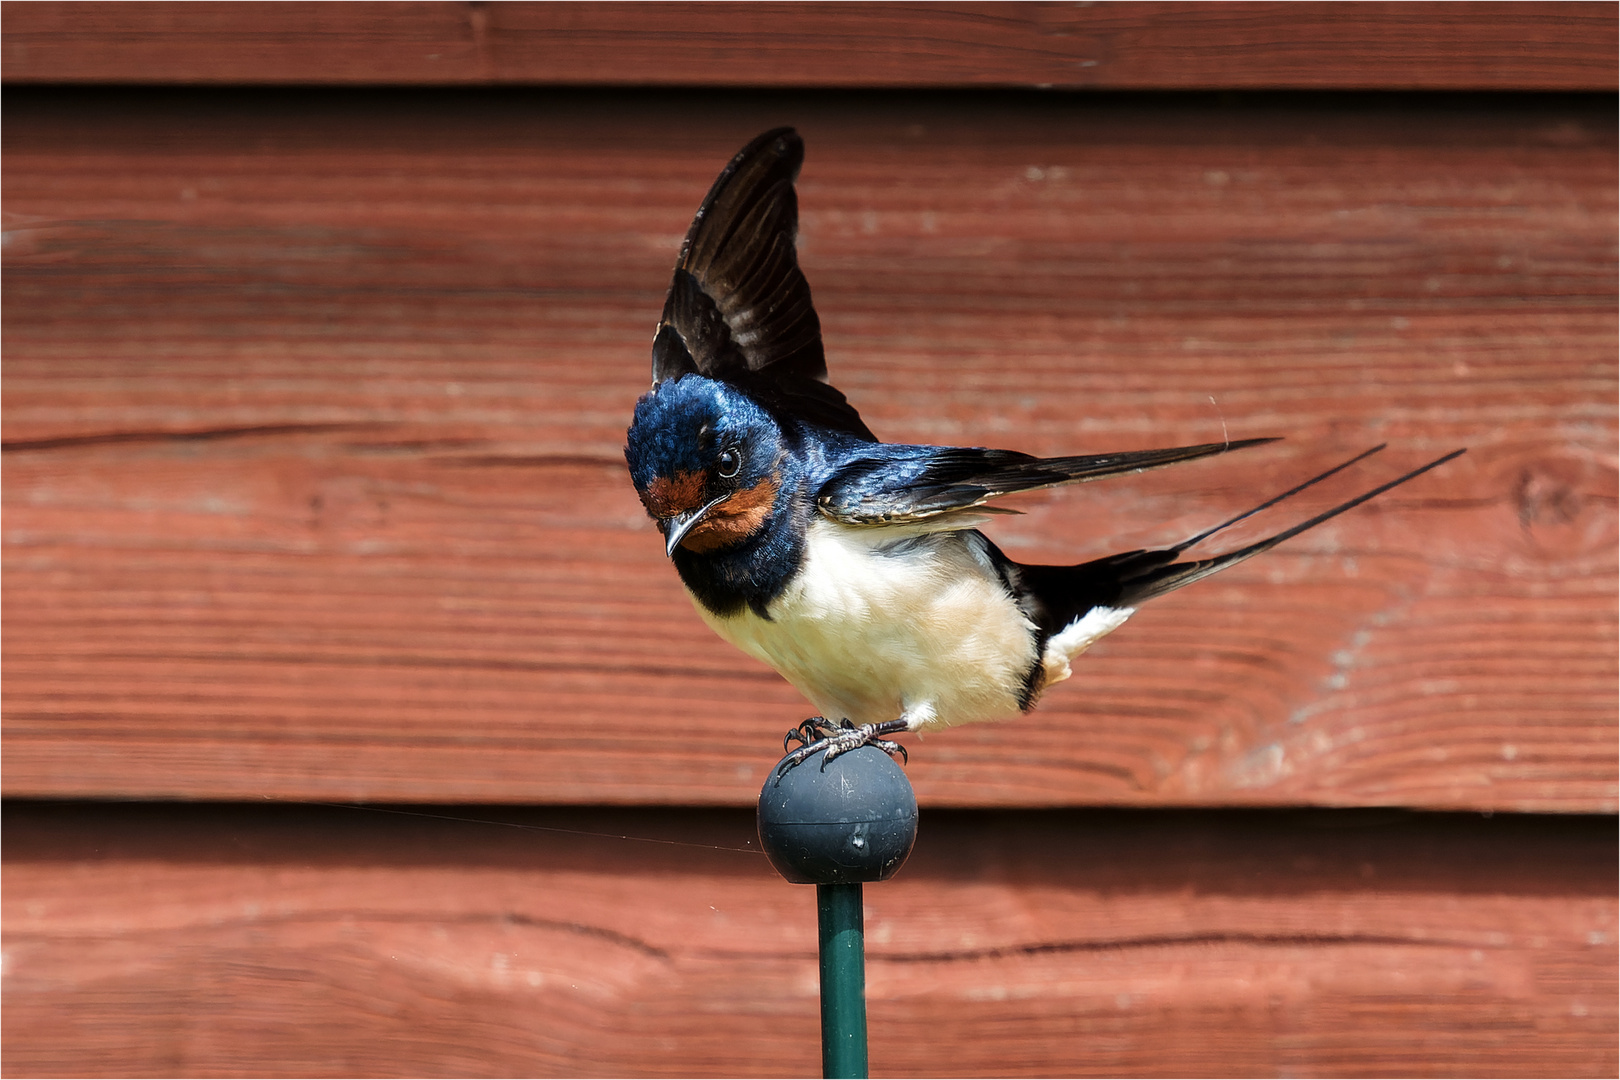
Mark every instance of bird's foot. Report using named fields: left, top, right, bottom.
left=779, top=717, right=910, bottom=774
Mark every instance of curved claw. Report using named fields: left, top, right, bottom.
left=783, top=717, right=834, bottom=752
left=775, top=741, right=819, bottom=776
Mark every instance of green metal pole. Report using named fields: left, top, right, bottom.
left=817, top=882, right=868, bottom=1078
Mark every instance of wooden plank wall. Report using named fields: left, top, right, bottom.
left=3, top=3, right=1616, bottom=1076
left=5, top=803, right=1616, bottom=1078
left=4, top=2, right=1614, bottom=89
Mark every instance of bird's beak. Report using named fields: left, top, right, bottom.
left=663, top=494, right=730, bottom=558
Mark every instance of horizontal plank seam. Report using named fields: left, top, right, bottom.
left=5, top=908, right=675, bottom=961
left=0, top=422, right=388, bottom=452
left=869, top=931, right=1531, bottom=963
left=6, top=918, right=1521, bottom=961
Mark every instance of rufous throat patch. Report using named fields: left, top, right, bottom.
left=641, top=470, right=706, bottom=519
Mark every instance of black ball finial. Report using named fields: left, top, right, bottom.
left=757, top=746, right=918, bottom=884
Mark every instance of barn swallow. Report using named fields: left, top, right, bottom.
left=625, top=128, right=1462, bottom=770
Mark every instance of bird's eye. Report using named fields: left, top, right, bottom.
left=716, top=448, right=742, bottom=479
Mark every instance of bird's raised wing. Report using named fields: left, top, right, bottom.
left=651, top=127, right=875, bottom=440
left=816, top=439, right=1278, bottom=525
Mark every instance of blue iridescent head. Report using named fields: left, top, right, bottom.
left=625, top=375, right=787, bottom=557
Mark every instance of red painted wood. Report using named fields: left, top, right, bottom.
left=4, top=803, right=1614, bottom=1077
left=2, top=1, right=1613, bottom=90
left=4, top=92, right=1615, bottom=809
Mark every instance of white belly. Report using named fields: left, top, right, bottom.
left=691, top=519, right=1040, bottom=730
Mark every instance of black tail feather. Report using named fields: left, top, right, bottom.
left=1172, top=443, right=1388, bottom=553
left=1116, top=447, right=1467, bottom=607
left=1007, top=446, right=1466, bottom=641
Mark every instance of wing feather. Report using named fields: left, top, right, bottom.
left=651, top=128, right=874, bottom=439
left=817, top=439, right=1278, bottom=525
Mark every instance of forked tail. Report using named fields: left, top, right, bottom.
left=1113, top=445, right=1466, bottom=607
left=1011, top=446, right=1466, bottom=636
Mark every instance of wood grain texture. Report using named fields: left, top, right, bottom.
left=4, top=90, right=1615, bottom=809
left=2, top=1, right=1614, bottom=91
left=3, top=803, right=1614, bottom=1078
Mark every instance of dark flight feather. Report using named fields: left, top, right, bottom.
left=650, top=127, right=875, bottom=440
left=816, top=437, right=1279, bottom=525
